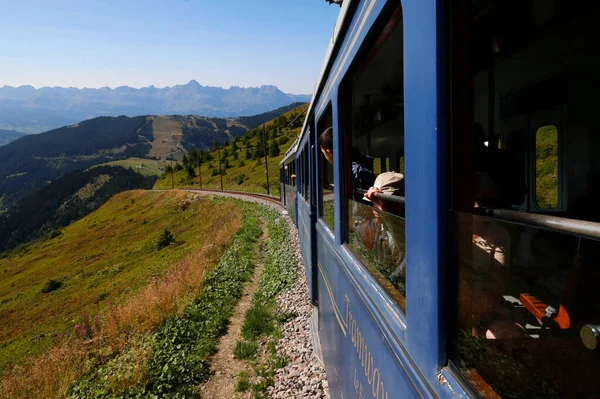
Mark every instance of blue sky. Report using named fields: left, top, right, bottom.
left=0, top=1, right=340, bottom=94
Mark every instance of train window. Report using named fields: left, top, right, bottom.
left=340, top=5, right=406, bottom=308
left=301, top=151, right=307, bottom=199
left=298, top=152, right=303, bottom=198
left=450, top=0, right=600, bottom=397
left=318, top=106, right=335, bottom=232
left=304, top=144, right=310, bottom=202
left=535, top=125, right=559, bottom=209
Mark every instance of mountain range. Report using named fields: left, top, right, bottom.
left=0, top=81, right=311, bottom=133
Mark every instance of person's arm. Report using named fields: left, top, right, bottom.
left=364, top=186, right=380, bottom=201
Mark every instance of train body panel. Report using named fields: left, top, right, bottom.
left=316, top=220, right=434, bottom=399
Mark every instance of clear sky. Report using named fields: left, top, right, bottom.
left=0, top=0, right=340, bottom=94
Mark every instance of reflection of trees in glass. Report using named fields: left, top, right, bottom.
left=535, top=125, right=558, bottom=208
left=348, top=201, right=406, bottom=308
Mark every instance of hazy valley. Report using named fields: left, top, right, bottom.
left=0, top=81, right=310, bottom=134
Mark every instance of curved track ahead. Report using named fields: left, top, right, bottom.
left=185, top=189, right=282, bottom=206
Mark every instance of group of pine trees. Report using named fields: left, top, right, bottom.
left=164, top=122, right=289, bottom=181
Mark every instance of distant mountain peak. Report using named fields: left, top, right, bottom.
left=0, top=82, right=312, bottom=133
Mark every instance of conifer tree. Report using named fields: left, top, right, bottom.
left=186, top=164, right=196, bottom=178
left=189, top=147, right=199, bottom=165
left=269, top=140, right=280, bottom=157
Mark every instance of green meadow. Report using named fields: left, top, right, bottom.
left=0, top=190, right=242, bottom=371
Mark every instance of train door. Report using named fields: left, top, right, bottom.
left=280, top=166, right=285, bottom=207
left=308, top=123, right=319, bottom=303
left=297, top=139, right=313, bottom=299
left=448, top=0, right=600, bottom=397
left=283, top=157, right=297, bottom=223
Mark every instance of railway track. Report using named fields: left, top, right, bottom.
left=185, top=189, right=282, bottom=206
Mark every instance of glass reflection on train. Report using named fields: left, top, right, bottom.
left=450, top=0, right=600, bottom=397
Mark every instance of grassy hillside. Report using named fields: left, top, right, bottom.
left=0, top=190, right=242, bottom=372
left=0, top=166, right=157, bottom=252
left=154, top=103, right=308, bottom=195
left=90, top=157, right=164, bottom=176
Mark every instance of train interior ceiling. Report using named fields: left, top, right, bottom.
left=469, top=0, right=600, bottom=220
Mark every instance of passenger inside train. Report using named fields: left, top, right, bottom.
left=318, top=126, right=375, bottom=197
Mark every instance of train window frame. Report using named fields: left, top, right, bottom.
left=317, top=104, right=335, bottom=234
left=338, top=3, right=407, bottom=309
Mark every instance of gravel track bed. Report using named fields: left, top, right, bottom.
left=190, top=190, right=329, bottom=399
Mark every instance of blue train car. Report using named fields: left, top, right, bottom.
left=281, top=0, right=600, bottom=397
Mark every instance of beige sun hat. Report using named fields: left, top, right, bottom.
left=363, top=172, right=405, bottom=201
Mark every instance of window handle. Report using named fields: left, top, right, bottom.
left=580, top=324, right=600, bottom=350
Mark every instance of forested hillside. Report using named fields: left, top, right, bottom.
left=0, top=129, right=26, bottom=146
left=0, top=103, right=302, bottom=209
left=0, top=166, right=157, bottom=252
left=154, top=103, right=308, bottom=195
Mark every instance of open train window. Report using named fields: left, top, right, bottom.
left=449, top=0, right=600, bottom=397
left=318, top=105, right=334, bottom=233
left=337, top=4, right=406, bottom=309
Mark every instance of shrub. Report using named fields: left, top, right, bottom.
left=235, top=371, right=251, bottom=392
left=46, top=230, right=62, bottom=240
left=186, top=164, right=196, bottom=179
left=241, top=304, right=274, bottom=340
left=233, top=340, right=258, bottom=360
left=41, top=279, right=63, bottom=293
left=235, top=174, right=246, bottom=185
left=156, top=229, right=175, bottom=250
